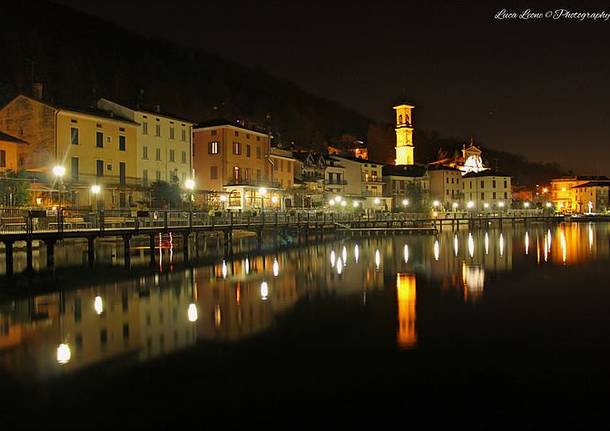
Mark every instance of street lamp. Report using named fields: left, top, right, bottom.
left=402, top=199, right=409, bottom=208
left=352, top=201, right=359, bottom=208
left=432, top=200, right=440, bottom=208
left=545, top=202, right=552, bottom=208
left=452, top=202, right=458, bottom=210
left=498, top=201, right=505, bottom=209
left=219, top=194, right=228, bottom=211
left=53, top=165, right=66, bottom=208
left=483, top=202, right=489, bottom=210
left=259, top=187, right=267, bottom=212
left=184, top=179, right=195, bottom=210
left=524, top=202, right=530, bottom=208
left=467, top=201, right=474, bottom=209
left=90, top=184, right=101, bottom=210
left=374, top=198, right=381, bottom=205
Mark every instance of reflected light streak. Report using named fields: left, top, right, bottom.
left=342, top=246, right=347, bottom=266
left=484, top=232, right=489, bottom=255
left=589, top=223, right=594, bottom=251
left=560, top=229, right=567, bottom=264
left=403, top=244, right=409, bottom=264
left=433, top=240, right=440, bottom=261
left=547, top=229, right=552, bottom=252
left=468, top=233, right=474, bottom=258
left=94, top=296, right=103, bottom=315
left=330, top=250, right=336, bottom=267
left=221, top=260, right=228, bottom=279
left=272, top=258, right=279, bottom=277
left=187, top=303, right=198, bottom=322
left=525, top=232, right=529, bottom=255
left=260, top=281, right=269, bottom=301
left=354, top=245, right=360, bottom=263
left=245, top=258, right=250, bottom=275
left=336, top=257, right=343, bottom=275
left=453, top=235, right=459, bottom=257
left=57, top=343, right=71, bottom=365
left=396, top=273, right=417, bottom=349
left=544, top=237, right=548, bottom=262
left=462, top=262, right=485, bottom=302
left=375, top=249, right=381, bottom=269
left=499, top=233, right=505, bottom=257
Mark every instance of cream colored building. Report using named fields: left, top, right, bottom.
left=462, top=170, right=512, bottom=211
left=428, top=165, right=463, bottom=208
left=97, top=99, right=193, bottom=188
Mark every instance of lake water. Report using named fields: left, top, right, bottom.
left=1, top=222, right=610, bottom=428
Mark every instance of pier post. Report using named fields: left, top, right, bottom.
left=149, top=233, right=156, bottom=266
left=123, top=235, right=131, bottom=268
left=5, top=241, right=14, bottom=276
left=183, top=232, right=190, bottom=262
left=45, top=239, right=56, bottom=269
left=26, top=240, right=33, bottom=272
left=87, top=237, right=95, bottom=267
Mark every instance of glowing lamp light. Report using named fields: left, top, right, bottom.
left=57, top=343, right=71, bottom=365
left=432, top=200, right=440, bottom=208
left=219, top=194, right=228, bottom=202
left=187, top=303, right=198, bottom=322
left=375, top=249, right=381, bottom=269
left=467, top=201, right=475, bottom=209
left=452, top=202, right=458, bottom=209
left=259, top=187, right=268, bottom=196
left=329, top=199, right=336, bottom=206
left=498, top=201, right=505, bottom=208
left=352, top=201, right=360, bottom=208
left=94, top=296, right=103, bottom=315
left=524, top=202, right=530, bottom=208
left=402, top=199, right=409, bottom=207
left=330, top=250, right=336, bottom=267
left=334, top=195, right=342, bottom=203
left=90, top=184, right=101, bottom=194
left=271, top=195, right=279, bottom=204
left=483, top=202, right=489, bottom=209
left=546, top=202, right=552, bottom=208
left=374, top=198, right=381, bottom=205
left=52, top=165, right=66, bottom=178
left=184, top=179, right=195, bottom=190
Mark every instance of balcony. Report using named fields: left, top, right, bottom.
left=225, top=178, right=281, bottom=189
left=362, top=175, right=384, bottom=184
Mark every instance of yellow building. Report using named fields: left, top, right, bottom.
left=428, top=165, right=463, bottom=207
left=0, top=95, right=139, bottom=209
left=270, top=146, right=297, bottom=207
left=551, top=176, right=610, bottom=213
left=394, top=104, right=414, bottom=166
left=0, top=131, right=28, bottom=172
left=97, top=99, right=194, bottom=188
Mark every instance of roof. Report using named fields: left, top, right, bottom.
left=98, top=98, right=194, bottom=123
left=12, top=95, right=139, bottom=126
left=382, top=164, right=428, bottom=177
left=462, top=170, right=511, bottom=178
left=194, top=119, right=269, bottom=135
left=427, top=164, right=461, bottom=172
left=0, top=130, right=28, bottom=144
left=571, top=181, right=610, bottom=189
left=329, top=154, right=384, bottom=165
left=552, top=176, right=609, bottom=182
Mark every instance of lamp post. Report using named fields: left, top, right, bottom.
left=184, top=179, right=195, bottom=212
left=90, top=184, right=101, bottom=211
left=52, top=165, right=66, bottom=209
left=259, top=187, right=267, bottom=212
left=219, top=193, right=228, bottom=212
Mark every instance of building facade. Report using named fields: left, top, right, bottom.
left=428, top=165, right=463, bottom=207
left=394, top=104, right=414, bottom=166
left=462, top=170, right=512, bottom=211
left=382, top=164, right=429, bottom=210
left=0, top=95, right=139, bottom=209
left=550, top=176, right=610, bottom=213
left=0, top=131, right=28, bottom=172
left=97, top=99, right=193, bottom=188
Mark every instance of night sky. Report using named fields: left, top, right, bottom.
left=53, top=0, right=610, bottom=173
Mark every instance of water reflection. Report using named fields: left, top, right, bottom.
left=2, top=223, right=610, bottom=381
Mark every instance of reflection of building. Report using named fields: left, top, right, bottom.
left=462, top=262, right=485, bottom=302
left=396, top=273, right=416, bottom=349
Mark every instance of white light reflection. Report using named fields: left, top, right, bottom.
left=433, top=240, right=440, bottom=261
left=272, top=258, right=279, bottom=277
left=499, top=233, right=505, bottom=257
left=330, top=250, right=336, bottom=267
left=560, top=229, right=567, bottom=264
left=375, top=249, right=381, bottom=269
left=547, top=229, right=552, bottom=252
left=336, top=257, right=344, bottom=274
left=342, top=246, right=347, bottom=266
left=525, top=232, right=529, bottom=255
left=245, top=258, right=250, bottom=275
left=589, top=223, right=594, bottom=251
left=453, top=235, right=459, bottom=257
left=57, top=343, right=71, bottom=365
left=484, top=232, right=489, bottom=255
left=94, top=296, right=103, bottom=315
left=187, top=303, right=198, bottom=322
left=468, top=233, right=474, bottom=258
left=403, top=244, right=409, bottom=264
left=544, top=237, right=548, bottom=262
left=354, top=244, right=360, bottom=263
left=221, top=260, right=228, bottom=278
left=260, top=281, right=269, bottom=300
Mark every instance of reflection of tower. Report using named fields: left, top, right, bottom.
left=394, top=104, right=414, bottom=166
left=396, top=273, right=417, bottom=349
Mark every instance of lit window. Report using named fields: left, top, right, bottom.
left=209, top=141, right=219, bottom=154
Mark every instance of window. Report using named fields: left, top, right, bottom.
left=211, top=130, right=217, bottom=136
left=493, top=192, right=497, bottom=199
left=233, top=166, right=240, bottom=182
left=96, top=160, right=104, bottom=177
left=256, top=146, right=261, bottom=159
left=246, top=144, right=251, bottom=157
left=156, top=148, right=161, bottom=161
left=169, top=149, right=175, bottom=162
left=234, top=131, right=238, bottom=137
left=446, top=177, right=449, bottom=184
left=71, top=157, right=79, bottom=180
left=504, top=192, right=508, bottom=199
left=210, top=166, right=218, bottom=180
left=0, top=150, right=5, bottom=167
left=119, top=162, right=126, bottom=185
left=119, top=135, right=126, bottom=151
left=155, top=124, right=161, bottom=137
left=156, top=170, right=161, bottom=181
left=96, top=131, right=103, bottom=148
left=169, top=127, right=175, bottom=140
left=480, top=180, right=484, bottom=188
left=143, top=169, right=148, bottom=186
left=492, top=180, right=496, bottom=188
left=209, top=141, right=219, bottom=154
left=256, top=136, right=260, bottom=141
left=504, top=180, right=507, bottom=188
left=143, top=146, right=148, bottom=160
left=181, top=129, right=187, bottom=141
left=71, top=127, right=79, bottom=145
left=142, top=122, right=148, bottom=135
left=480, top=192, right=484, bottom=199
left=233, top=142, right=241, bottom=155
left=181, top=151, right=187, bottom=164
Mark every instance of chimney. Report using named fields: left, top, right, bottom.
left=153, top=104, right=161, bottom=113
left=32, top=82, right=43, bottom=100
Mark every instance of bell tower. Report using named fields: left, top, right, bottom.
left=394, top=104, right=414, bottom=165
